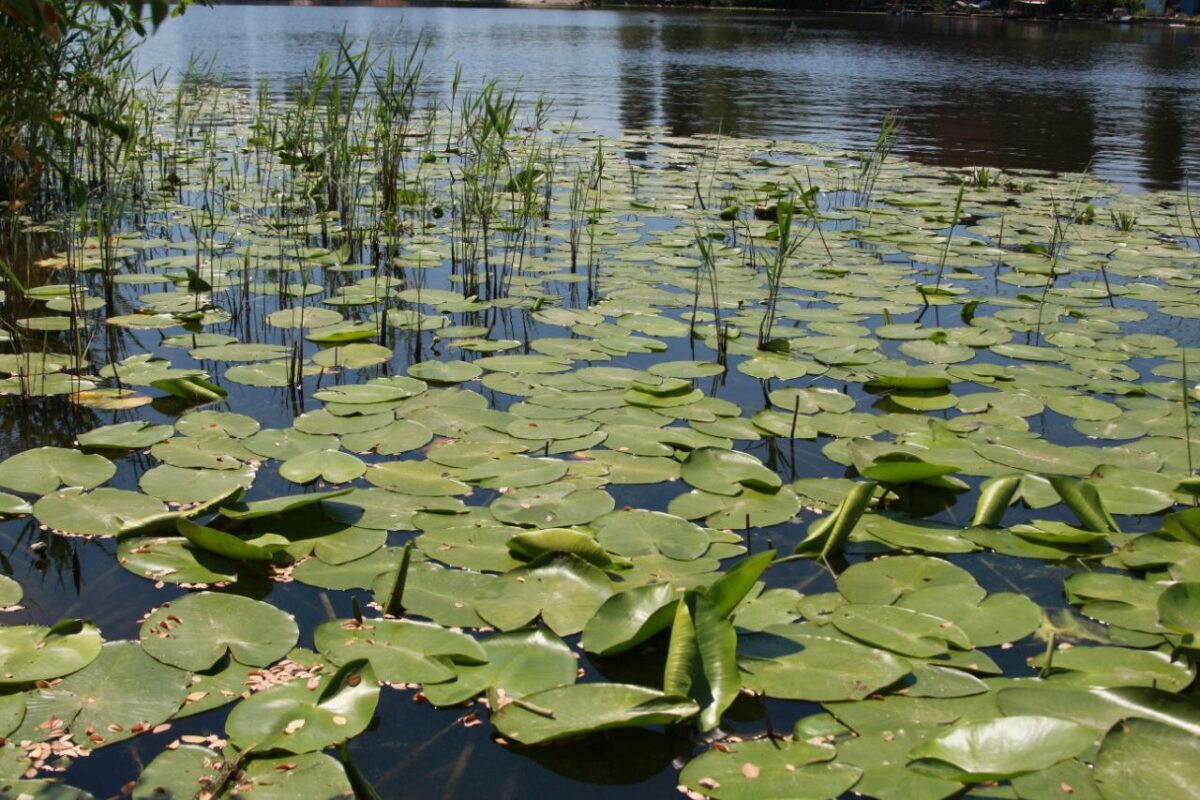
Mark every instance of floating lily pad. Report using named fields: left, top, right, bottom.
left=139, top=591, right=299, bottom=671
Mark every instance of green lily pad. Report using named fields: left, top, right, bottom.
left=314, top=617, right=485, bottom=685
left=139, top=591, right=299, bottom=671
left=679, top=739, right=861, bottom=800
left=39, top=641, right=190, bottom=747
left=225, top=659, right=379, bottom=754
left=77, top=421, right=174, bottom=450
left=473, top=553, right=615, bottom=636
left=908, top=715, right=1098, bottom=782
left=279, top=449, right=365, bottom=485
left=0, top=620, right=102, bottom=684
left=0, top=447, right=115, bottom=496
left=34, top=488, right=167, bottom=536
left=681, top=447, right=782, bottom=496
left=740, top=627, right=911, bottom=701
left=489, top=683, right=698, bottom=745
left=422, top=628, right=577, bottom=707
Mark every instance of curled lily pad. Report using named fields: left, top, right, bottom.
left=680, top=447, right=781, bottom=496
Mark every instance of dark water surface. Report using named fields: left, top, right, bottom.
left=138, top=5, right=1200, bottom=191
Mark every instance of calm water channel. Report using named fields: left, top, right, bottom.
left=137, top=5, right=1200, bottom=192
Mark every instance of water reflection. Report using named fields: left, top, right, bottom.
left=137, top=7, right=1200, bottom=190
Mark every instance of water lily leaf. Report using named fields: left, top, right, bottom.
left=305, top=321, right=376, bottom=343
left=1048, top=476, right=1119, bottom=533
left=0, top=782, right=95, bottom=799
left=908, top=716, right=1097, bottom=782
left=39, top=641, right=190, bottom=747
left=140, top=464, right=256, bottom=503
left=740, top=627, right=911, bottom=701
left=490, top=483, right=615, bottom=527
left=190, top=343, right=290, bottom=361
left=678, top=739, right=860, bottom=800
left=837, top=556, right=976, bottom=605
left=1158, top=581, right=1200, bottom=639
left=996, top=686, right=1200, bottom=735
left=0, top=493, right=31, bottom=515
left=669, top=486, right=800, bottom=529
left=862, top=452, right=958, bottom=484
left=323, top=488, right=464, bottom=531
left=34, top=488, right=167, bottom=536
left=507, top=528, right=628, bottom=570
left=293, top=546, right=412, bottom=590
left=77, top=421, right=174, bottom=450
left=414, top=523, right=524, bottom=573
left=117, top=536, right=240, bottom=585
left=312, top=342, right=393, bottom=369
left=422, top=628, right=577, bottom=707
left=1064, top=572, right=1165, bottom=633
left=473, top=553, right=615, bottom=636
left=220, top=488, right=352, bottom=521
left=279, top=450, right=365, bottom=485
left=370, top=561, right=492, bottom=628
left=489, top=683, right=697, bottom=745
left=972, top=475, right=1021, bottom=527
left=0, top=620, right=102, bottom=684
left=860, top=516, right=978, bottom=555
left=225, top=361, right=321, bottom=387
left=1046, top=393, right=1122, bottom=421
left=135, top=748, right=353, bottom=800
left=591, top=510, right=711, bottom=561
left=582, top=450, right=679, bottom=484
left=341, top=420, right=432, bottom=455
left=1031, top=646, right=1195, bottom=691
left=1093, top=718, right=1200, bottom=799
left=150, top=435, right=249, bottom=470
left=831, top=604, right=971, bottom=658
left=152, top=375, right=228, bottom=402
left=459, top=455, right=569, bottom=489
left=582, top=583, right=679, bottom=656
left=226, top=659, right=379, bottom=754
left=366, top=460, right=470, bottom=496
left=139, top=591, right=299, bottom=671
left=243, top=428, right=339, bottom=461
left=0, top=576, right=22, bottom=607
left=314, top=618, right=485, bottom=685
left=408, top=359, right=482, bottom=384
left=177, top=518, right=279, bottom=562
left=794, top=481, right=876, bottom=558
left=680, top=447, right=781, bottom=496
left=0, top=447, right=115, bottom=496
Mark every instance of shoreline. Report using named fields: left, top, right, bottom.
left=226, top=0, right=1200, bottom=26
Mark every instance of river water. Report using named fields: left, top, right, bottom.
left=137, top=5, right=1200, bottom=192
